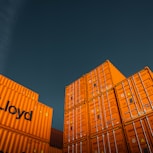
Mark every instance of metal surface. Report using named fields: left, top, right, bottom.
left=63, top=103, right=88, bottom=144
left=0, top=74, right=39, bottom=101
left=88, top=89, right=121, bottom=136
left=0, top=127, right=49, bottom=153
left=0, top=85, right=53, bottom=142
left=90, top=127, right=128, bottom=153
left=64, top=76, right=86, bottom=111
left=86, top=60, right=126, bottom=100
left=50, top=128, right=63, bottom=149
left=115, top=67, right=153, bottom=123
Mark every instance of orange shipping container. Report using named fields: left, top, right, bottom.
left=115, top=67, right=153, bottom=123
left=88, top=89, right=121, bottom=136
left=50, top=128, right=63, bottom=149
left=90, top=127, right=128, bottom=153
left=0, top=86, right=53, bottom=142
left=63, top=139, right=89, bottom=153
left=63, top=103, right=88, bottom=144
left=64, top=76, right=86, bottom=111
left=0, top=74, right=39, bottom=101
left=86, top=60, right=126, bottom=100
left=123, top=116, right=153, bottom=153
left=49, top=146, right=62, bottom=153
left=0, top=127, right=49, bottom=153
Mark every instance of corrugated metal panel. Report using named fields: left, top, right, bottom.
left=115, top=67, right=153, bottom=123
left=0, top=127, right=49, bottom=153
left=86, top=60, right=126, bottom=100
left=49, top=146, right=62, bottom=153
left=63, top=139, right=89, bottom=153
left=64, top=76, right=86, bottom=111
left=0, top=74, right=39, bottom=101
left=50, top=128, right=63, bottom=149
left=63, top=103, right=88, bottom=144
left=88, top=89, right=121, bottom=136
left=90, top=127, right=128, bottom=153
left=123, top=116, right=153, bottom=153
left=0, top=86, right=53, bottom=142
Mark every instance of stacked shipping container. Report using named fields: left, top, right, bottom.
left=63, top=60, right=127, bottom=153
left=0, top=75, right=53, bottom=152
left=114, top=67, right=153, bottom=153
left=63, top=60, right=153, bottom=153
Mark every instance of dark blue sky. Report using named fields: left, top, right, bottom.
left=0, top=0, right=153, bottom=131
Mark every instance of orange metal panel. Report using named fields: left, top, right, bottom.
left=49, top=146, right=62, bottom=153
left=90, top=127, right=128, bottom=153
left=0, top=74, right=39, bottom=101
left=64, top=76, right=86, bottom=111
left=0, top=127, right=49, bottom=153
left=131, top=67, right=153, bottom=114
left=115, top=67, right=153, bottom=123
left=123, top=117, right=153, bottom=153
left=88, top=89, right=121, bottom=136
left=50, top=128, right=63, bottom=149
left=63, top=139, right=89, bottom=153
left=86, top=60, right=125, bottom=100
left=63, top=103, right=88, bottom=144
left=0, top=86, right=53, bottom=142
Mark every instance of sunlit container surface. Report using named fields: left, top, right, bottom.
left=63, top=139, right=89, bottom=153
left=0, top=74, right=39, bottom=101
left=64, top=76, right=86, bottom=111
left=123, top=115, right=153, bottom=153
left=115, top=67, right=153, bottom=123
left=0, top=127, right=49, bottom=153
left=50, top=128, right=63, bottom=149
left=88, top=89, right=121, bottom=136
left=63, top=103, right=88, bottom=144
left=86, top=60, right=126, bottom=100
left=90, top=127, right=128, bottom=153
left=0, top=86, right=53, bottom=142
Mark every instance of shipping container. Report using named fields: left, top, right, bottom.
left=63, top=139, right=89, bottom=153
left=88, top=89, right=121, bottom=136
left=86, top=60, right=126, bottom=100
left=123, top=116, right=153, bottom=153
left=90, top=126, right=128, bottom=153
left=64, top=76, right=86, bottom=111
left=49, top=146, right=62, bottom=153
left=115, top=67, right=153, bottom=123
left=50, top=128, right=63, bottom=149
left=0, top=74, right=39, bottom=101
left=63, top=103, right=88, bottom=144
left=0, top=86, right=53, bottom=142
left=0, top=127, right=49, bottom=153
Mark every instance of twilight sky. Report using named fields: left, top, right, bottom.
left=0, top=0, right=153, bottom=131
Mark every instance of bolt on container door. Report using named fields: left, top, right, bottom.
left=0, top=75, right=39, bottom=101
left=64, top=76, right=86, bottom=111
left=88, top=89, right=121, bottom=136
left=63, top=140, right=89, bottom=153
left=90, top=127, right=128, bottom=153
left=123, top=117, right=153, bottom=153
left=86, top=60, right=126, bottom=100
left=63, top=103, right=88, bottom=144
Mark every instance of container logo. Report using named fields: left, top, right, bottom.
left=0, top=101, right=33, bottom=121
